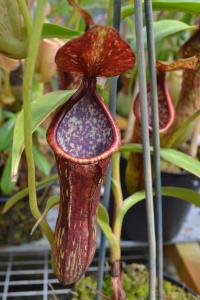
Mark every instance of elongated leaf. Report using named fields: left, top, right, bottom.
left=121, top=1, right=200, bottom=19
left=120, top=186, right=200, bottom=222
left=120, top=144, right=200, bottom=178
left=120, top=143, right=146, bottom=154
left=11, top=113, right=24, bottom=182
left=97, top=203, right=117, bottom=248
left=120, top=191, right=146, bottom=223
left=2, top=174, right=58, bottom=213
left=42, top=23, right=82, bottom=39
left=0, top=154, right=16, bottom=195
left=121, top=191, right=146, bottom=221
left=33, top=143, right=51, bottom=176
left=0, top=0, right=27, bottom=58
left=160, top=149, right=200, bottom=179
left=98, top=202, right=110, bottom=224
left=167, top=110, right=200, bottom=148
left=0, top=118, right=15, bottom=151
left=31, top=195, right=60, bottom=235
left=11, top=90, right=75, bottom=180
left=161, top=187, right=200, bottom=207
left=131, top=20, right=196, bottom=50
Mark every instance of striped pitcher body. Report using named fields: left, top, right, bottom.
left=53, top=156, right=109, bottom=284
left=47, top=83, right=121, bottom=285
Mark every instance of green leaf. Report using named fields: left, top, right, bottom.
left=33, top=143, right=51, bottom=176
left=120, top=144, right=200, bottom=178
left=0, top=154, right=16, bottom=195
left=121, top=1, right=200, bottom=19
left=11, top=89, right=75, bottom=180
left=167, top=110, right=200, bottom=148
left=42, top=23, right=82, bottom=39
left=160, top=149, right=200, bottom=179
left=0, top=0, right=27, bottom=58
left=120, top=143, right=146, bottom=155
left=121, top=191, right=146, bottom=221
left=2, top=174, right=58, bottom=214
left=98, top=202, right=110, bottom=224
left=31, top=195, right=60, bottom=235
left=161, top=187, right=200, bottom=207
left=0, top=118, right=15, bottom=151
left=130, top=20, right=196, bottom=50
left=120, top=186, right=200, bottom=222
left=97, top=203, right=117, bottom=248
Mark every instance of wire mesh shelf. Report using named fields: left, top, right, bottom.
left=0, top=242, right=148, bottom=300
left=1, top=202, right=200, bottom=299
left=1, top=191, right=199, bottom=300
left=0, top=250, right=70, bottom=300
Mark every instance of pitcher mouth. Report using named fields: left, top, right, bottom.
left=133, top=73, right=175, bottom=133
left=47, top=86, right=121, bottom=164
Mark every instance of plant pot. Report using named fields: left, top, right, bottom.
left=0, top=188, right=48, bottom=247
left=110, top=157, right=200, bottom=242
left=164, top=274, right=198, bottom=298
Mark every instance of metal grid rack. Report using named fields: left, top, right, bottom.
left=0, top=204, right=200, bottom=300
left=0, top=243, right=148, bottom=300
left=0, top=250, right=70, bottom=300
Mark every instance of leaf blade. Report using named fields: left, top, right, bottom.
left=33, top=143, right=51, bottom=176
left=167, top=110, right=200, bottom=148
left=2, top=174, right=58, bottom=214
left=161, top=187, right=200, bottom=207
left=120, top=144, right=200, bottom=178
left=121, top=190, right=146, bottom=220
left=0, top=154, right=16, bottom=195
left=42, top=23, right=82, bottom=39
left=11, top=90, right=75, bottom=180
left=130, top=20, right=196, bottom=50
left=120, top=187, right=200, bottom=221
left=97, top=203, right=117, bottom=248
left=0, top=118, right=15, bottom=151
left=121, top=1, right=200, bottom=19
left=31, top=195, right=60, bottom=235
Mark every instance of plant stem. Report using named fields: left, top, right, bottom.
left=110, top=152, right=123, bottom=262
left=106, top=0, right=113, bottom=25
left=110, top=238, right=121, bottom=263
left=23, top=0, right=53, bottom=246
left=18, top=0, right=33, bottom=38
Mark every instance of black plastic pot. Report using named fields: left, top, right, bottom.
left=164, top=274, right=198, bottom=298
left=110, top=158, right=200, bottom=242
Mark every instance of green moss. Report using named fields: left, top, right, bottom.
left=71, top=276, right=97, bottom=299
left=71, top=264, right=197, bottom=300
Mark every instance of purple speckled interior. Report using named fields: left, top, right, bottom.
left=147, top=84, right=169, bottom=129
left=56, top=92, right=114, bottom=158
